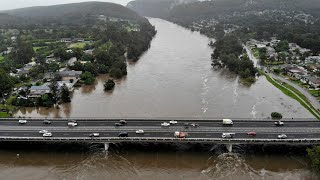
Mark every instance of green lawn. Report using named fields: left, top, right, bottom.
left=69, top=42, right=86, bottom=49
left=33, top=46, right=45, bottom=52
left=309, top=90, right=320, bottom=97
left=0, top=55, right=4, bottom=62
left=0, top=112, right=10, bottom=118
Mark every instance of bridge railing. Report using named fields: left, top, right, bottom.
left=1, top=136, right=320, bottom=144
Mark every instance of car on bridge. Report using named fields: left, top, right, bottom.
left=222, top=133, right=235, bottom=138
left=118, top=132, right=129, bottom=137
left=274, top=121, right=284, bottom=126
left=39, top=130, right=49, bottom=134
left=115, top=123, right=123, bottom=126
left=43, top=132, right=52, bottom=137
left=246, top=132, right=257, bottom=136
left=136, top=130, right=144, bottom=134
left=278, top=134, right=287, bottom=139
left=119, top=120, right=127, bottom=125
left=43, top=120, right=51, bottom=125
left=18, top=120, right=27, bottom=124
left=68, top=121, right=78, bottom=127
left=161, top=122, right=170, bottom=127
left=174, top=131, right=188, bottom=138
left=169, top=120, right=178, bottom=125
left=223, top=119, right=233, bottom=125
left=89, top=133, right=100, bottom=137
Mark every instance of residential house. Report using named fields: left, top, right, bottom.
left=58, top=71, right=82, bottom=82
left=28, top=85, right=50, bottom=98
left=57, top=81, right=74, bottom=91
left=302, top=76, right=320, bottom=88
left=67, top=57, right=77, bottom=66
left=61, top=38, right=72, bottom=43
left=285, top=67, right=307, bottom=80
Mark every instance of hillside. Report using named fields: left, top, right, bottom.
left=127, top=0, right=197, bottom=18
left=0, top=13, right=27, bottom=26
left=2, top=1, right=145, bottom=24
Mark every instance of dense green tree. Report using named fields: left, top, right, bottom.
left=307, top=146, right=320, bottom=172
left=60, top=84, right=71, bottom=103
left=80, top=71, right=95, bottom=85
left=104, top=79, right=115, bottom=91
left=49, top=79, right=59, bottom=104
left=271, top=112, right=283, bottom=119
left=8, top=38, right=35, bottom=65
left=0, top=69, right=14, bottom=96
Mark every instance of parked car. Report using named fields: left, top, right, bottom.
left=278, top=134, right=287, bottom=139
left=89, top=133, right=100, bottom=137
left=118, top=132, right=129, bottom=137
left=136, top=130, right=144, bottom=134
left=43, top=132, right=52, bottom=137
left=247, top=132, right=257, bottom=136
left=68, top=122, right=78, bottom=127
left=119, top=120, right=127, bottom=125
left=222, top=133, right=235, bottom=138
left=274, top=121, right=284, bottom=126
left=161, top=122, right=170, bottom=127
left=39, top=130, right=49, bottom=134
left=115, top=123, right=123, bottom=126
left=19, top=120, right=27, bottom=124
left=43, top=120, right=51, bottom=124
left=169, top=120, right=178, bottom=124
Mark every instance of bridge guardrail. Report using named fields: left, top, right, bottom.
left=1, top=136, right=320, bottom=144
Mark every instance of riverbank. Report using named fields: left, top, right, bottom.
left=262, top=71, right=320, bottom=119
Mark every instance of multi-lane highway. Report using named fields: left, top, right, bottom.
left=0, top=119, right=320, bottom=142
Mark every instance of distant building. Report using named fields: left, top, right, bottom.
left=61, top=38, right=72, bottom=43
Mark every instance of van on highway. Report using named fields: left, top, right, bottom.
left=222, top=119, right=233, bottom=125
left=68, top=122, right=78, bottom=127
left=118, top=132, right=129, bottom=137
left=222, top=133, right=235, bottom=138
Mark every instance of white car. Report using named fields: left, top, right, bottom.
left=39, top=130, right=49, bottom=134
left=19, top=120, right=27, bottom=124
left=169, top=120, right=178, bottom=124
left=161, top=122, right=170, bottom=127
left=136, top=130, right=144, bottom=134
left=68, top=122, right=78, bottom=127
left=43, top=132, right=52, bottom=137
left=278, top=134, right=287, bottom=139
left=89, top=133, right=100, bottom=137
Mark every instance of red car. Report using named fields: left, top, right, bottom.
left=247, top=132, right=257, bottom=136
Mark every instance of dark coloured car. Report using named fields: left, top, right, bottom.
left=115, top=123, right=123, bottom=126
left=43, top=120, right=51, bottom=124
left=119, top=120, right=127, bottom=125
left=118, top=132, right=129, bottom=137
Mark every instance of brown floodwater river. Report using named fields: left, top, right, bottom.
left=8, top=18, right=318, bottom=179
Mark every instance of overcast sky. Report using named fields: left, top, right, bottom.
left=0, top=0, right=132, bottom=11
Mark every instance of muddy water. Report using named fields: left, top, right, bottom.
left=15, top=18, right=313, bottom=119
left=8, top=18, right=318, bottom=179
left=0, top=144, right=317, bottom=180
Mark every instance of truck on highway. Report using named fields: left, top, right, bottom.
left=174, top=131, right=188, bottom=138
left=223, top=119, right=233, bottom=125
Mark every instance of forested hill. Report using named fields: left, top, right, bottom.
left=2, top=1, right=145, bottom=24
left=167, top=0, right=320, bottom=23
left=0, top=13, right=28, bottom=26
left=127, top=0, right=197, bottom=18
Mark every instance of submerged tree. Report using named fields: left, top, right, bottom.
left=60, top=84, right=71, bottom=103
left=104, top=79, right=115, bottom=91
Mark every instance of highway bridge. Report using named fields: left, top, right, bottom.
left=0, top=118, right=320, bottom=152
